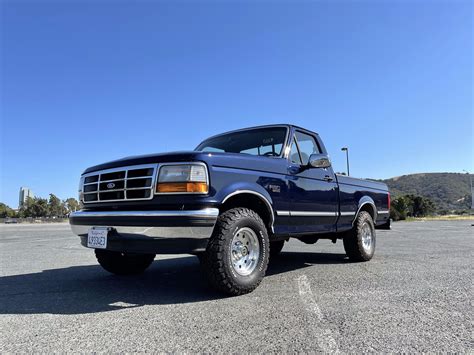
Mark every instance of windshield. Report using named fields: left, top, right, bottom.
left=195, top=127, right=288, bottom=157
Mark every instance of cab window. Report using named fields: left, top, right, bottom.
left=197, top=127, right=287, bottom=157
left=290, top=140, right=302, bottom=164
left=289, top=131, right=320, bottom=165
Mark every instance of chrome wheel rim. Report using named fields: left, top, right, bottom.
left=361, top=222, right=374, bottom=252
left=231, top=227, right=260, bottom=276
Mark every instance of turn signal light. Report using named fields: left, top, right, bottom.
left=156, top=182, right=209, bottom=193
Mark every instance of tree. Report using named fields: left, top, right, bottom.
left=18, top=197, right=35, bottom=218
left=48, top=194, right=63, bottom=217
left=412, top=195, right=435, bottom=217
left=16, top=195, right=80, bottom=218
left=0, top=203, right=16, bottom=218
left=19, top=197, right=49, bottom=218
left=390, top=194, right=436, bottom=220
left=390, top=195, right=413, bottom=220
left=390, top=205, right=402, bottom=221
left=31, top=197, right=49, bottom=217
left=65, top=198, right=80, bottom=214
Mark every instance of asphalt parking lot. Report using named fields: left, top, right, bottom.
left=0, top=220, right=472, bottom=352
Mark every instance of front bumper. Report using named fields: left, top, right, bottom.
left=69, top=208, right=219, bottom=254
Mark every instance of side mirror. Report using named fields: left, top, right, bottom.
left=308, top=154, right=331, bottom=168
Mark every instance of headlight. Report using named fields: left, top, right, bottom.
left=156, top=163, right=209, bottom=194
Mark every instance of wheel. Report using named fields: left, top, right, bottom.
left=201, top=207, right=270, bottom=295
left=95, top=249, right=155, bottom=275
left=270, top=240, right=285, bottom=258
left=343, top=211, right=376, bottom=261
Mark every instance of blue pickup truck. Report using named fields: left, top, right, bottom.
left=70, top=124, right=390, bottom=295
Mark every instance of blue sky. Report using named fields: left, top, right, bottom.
left=1, top=0, right=472, bottom=207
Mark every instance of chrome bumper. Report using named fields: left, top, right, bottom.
left=69, top=208, right=219, bottom=240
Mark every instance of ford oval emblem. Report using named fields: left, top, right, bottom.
left=107, top=183, right=116, bottom=189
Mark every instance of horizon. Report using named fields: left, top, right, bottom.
left=1, top=1, right=472, bottom=208
left=4, top=170, right=472, bottom=210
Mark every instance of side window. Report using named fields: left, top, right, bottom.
left=294, top=132, right=320, bottom=165
left=202, top=146, right=225, bottom=153
left=290, top=139, right=302, bottom=164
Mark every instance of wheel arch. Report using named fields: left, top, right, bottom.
left=221, top=190, right=275, bottom=234
left=352, top=196, right=377, bottom=226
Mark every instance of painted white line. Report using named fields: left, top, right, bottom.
left=297, top=274, right=340, bottom=353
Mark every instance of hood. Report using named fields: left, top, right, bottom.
left=83, top=151, right=202, bottom=174
left=83, top=150, right=288, bottom=175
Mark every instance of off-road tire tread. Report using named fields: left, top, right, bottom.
left=343, top=211, right=375, bottom=262
left=202, top=207, right=269, bottom=296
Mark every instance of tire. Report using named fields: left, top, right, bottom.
left=270, top=240, right=285, bottom=258
left=95, top=249, right=155, bottom=275
left=343, top=211, right=376, bottom=261
left=201, top=207, right=270, bottom=296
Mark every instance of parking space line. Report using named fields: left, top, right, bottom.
left=297, top=274, right=340, bottom=353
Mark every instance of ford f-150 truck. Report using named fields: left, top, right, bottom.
left=70, top=124, right=390, bottom=295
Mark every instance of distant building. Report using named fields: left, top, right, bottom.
left=19, top=187, right=34, bottom=207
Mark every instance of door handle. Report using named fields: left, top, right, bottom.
left=323, top=175, right=334, bottom=182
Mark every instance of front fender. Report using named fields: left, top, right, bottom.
left=215, top=181, right=274, bottom=208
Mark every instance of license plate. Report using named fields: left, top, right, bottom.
left=87, top=227, right=108, bottom=249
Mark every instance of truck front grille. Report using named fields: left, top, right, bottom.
left=81, top=164, right=157, bottom=203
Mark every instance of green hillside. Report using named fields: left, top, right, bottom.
left=382, top=173, right=472, bottom=212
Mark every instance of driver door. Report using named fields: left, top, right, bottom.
left=287, top=131, right=338, bottom=234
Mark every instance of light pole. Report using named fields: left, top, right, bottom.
left=341, top=147, right=350, bottom=176
left=462, top=170, right=474, bottom=210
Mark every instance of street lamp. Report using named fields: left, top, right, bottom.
left=341, top=147, right=350, bottom=176
left=462, top=170, right=474, bottom=210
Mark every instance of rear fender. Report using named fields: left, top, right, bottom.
left=352, top=196, right=378, bottom=226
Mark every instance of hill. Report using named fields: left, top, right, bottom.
left=381, top=173, right=472, bottom=212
